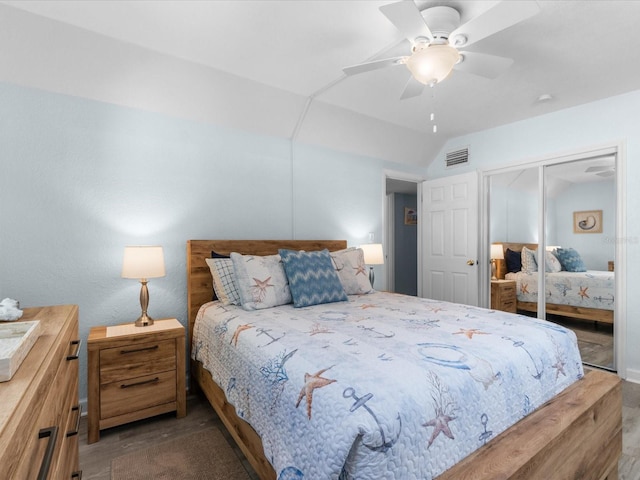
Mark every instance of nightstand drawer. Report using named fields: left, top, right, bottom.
left=501, top=284, right=516, bottom=296
left=100, top=370, right=177, bottom=419
left=99, top=339, right=176, bottom=383
left=501, top=299, right=517, bottom=313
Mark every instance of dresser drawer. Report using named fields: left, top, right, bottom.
left=99, top=339, right=176, bottom=383
left=101, top=370, right=177, bottom=419
left=14, top=322, right=79, bottom=480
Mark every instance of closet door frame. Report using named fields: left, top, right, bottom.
left=481, top=141, right=626, bottom=378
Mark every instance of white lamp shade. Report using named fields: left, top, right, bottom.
left=490, top=244, right=504, bottom=260
left=406, top=44, right=460, bottom=86
left=122, top=246, right=166, bottom=279
left=361, top=243, right=384, bottom=265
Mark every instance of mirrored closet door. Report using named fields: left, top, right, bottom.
left=543, top=157, right=616, bottom=370
left=488, top=153, right=616, bottom=371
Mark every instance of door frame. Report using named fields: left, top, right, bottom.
left=383, top=170, right=425, bottom=295
left=481, top=140, right=626, bottom=378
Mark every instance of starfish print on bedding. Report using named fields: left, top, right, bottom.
left=520, top=283, right=529, bottom=294
left=578, top=286, right=590, bottom=299
left=453, top=328, right=489, bottom=340
left=353, top=262, right=367, bottom=276
left=423, top=411, right=456, bottom=448
left=230, top=324, right=253, bottom=346
left=295, top=366, right=336, bottom=419
left=251, top=276, right=274, bottom=303
left=424, top=371, right=457, bottom=448
left=359, top=304, right=377, bottom=310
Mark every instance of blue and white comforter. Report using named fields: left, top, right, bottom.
left=505, top=270, right=615, bottom=310
left=192, top=292, right=583, bottom=479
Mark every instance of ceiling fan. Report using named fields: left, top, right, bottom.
left=343, top=1, right=541, bottom=99
left=585, top=165, right=616, bottom=177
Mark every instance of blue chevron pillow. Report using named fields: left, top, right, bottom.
left=279, top=249, right=348, bottom=308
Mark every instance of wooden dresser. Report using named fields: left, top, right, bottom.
left=0, top=304, right=81, bottom=480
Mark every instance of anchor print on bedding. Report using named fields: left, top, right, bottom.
left=192, top=292, right=583, bottom=479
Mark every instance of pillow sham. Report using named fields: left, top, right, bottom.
left=504, top=248, right=522, bottom=273
left=205, top=257, right=241, bottom=305
left=536, top=249, right=562, bottom=273
left=554, top=247, right=587, bottom=272
left=230, top=252, right=292, bottom=310
left=521, top=246, right=538, bottom=273
left=330, top=247, right=373, bottom=295
left=279, top=249, right=348, bottom=308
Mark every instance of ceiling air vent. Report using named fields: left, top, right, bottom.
left=446, top=147, right=469, bottom=167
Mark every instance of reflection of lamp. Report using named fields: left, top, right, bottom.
left=406, top=43, right=460, bottom=86
left=490, top=244, right=504, bottom=281
left=360, top=243, right=384, bottom=288
left=122, top=246, right=166, bottom=327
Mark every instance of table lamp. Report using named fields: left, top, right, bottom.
left=360, top=243, right=384, bottom=288
left=490, top=244, right=504, bottom=280
left=122, top=245, right=166, bottom=326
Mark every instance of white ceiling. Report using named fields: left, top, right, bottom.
left=3, top=0, right=640, bottom=161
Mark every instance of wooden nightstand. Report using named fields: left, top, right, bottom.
left=87, top=318, right=186, bottom=444
left=491, top=280, right=517, bottom=313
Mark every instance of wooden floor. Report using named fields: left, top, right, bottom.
left=79, top=395, right=259, bottom=480
left=553, top=316, right=615, bottom=369
left=80, top=381, right=640, bottom=479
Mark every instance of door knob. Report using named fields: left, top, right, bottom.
left=467, top=260, right=475, bottom=266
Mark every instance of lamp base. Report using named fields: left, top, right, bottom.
left=369, top=266, right=375, bottom=289
left=135, top=313, right=154, bottom=327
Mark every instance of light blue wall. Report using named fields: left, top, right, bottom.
left=427, top=89, right=640, bottom=381
left=0, top=81, right=426, bottom=403
left=551, top=181, right=616, bottom=271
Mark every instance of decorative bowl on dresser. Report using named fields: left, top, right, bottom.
left=87, top=318, right=186, bottom=444
left=0, top=304, right=81, bottom=479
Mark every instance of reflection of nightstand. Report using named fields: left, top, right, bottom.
left=87, top=318, right=186, bottom=443
left=491, top=280, right=517, bottom=313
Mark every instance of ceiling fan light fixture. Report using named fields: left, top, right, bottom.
left=406, top=44, right=460, bottom=86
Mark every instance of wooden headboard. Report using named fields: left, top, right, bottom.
left=186, top=240, right=347, bottom=348
left=494, top=242, right=538, bottom=279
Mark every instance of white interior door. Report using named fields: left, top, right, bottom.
left=422, top=171, right=479, bottom=305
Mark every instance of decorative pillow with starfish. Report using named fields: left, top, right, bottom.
left=330, top=247, right=373, bottom=295
left=231, top=252, right=292, bottom=310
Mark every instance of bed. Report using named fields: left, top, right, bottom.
left=187, top=240, right=621, bottom=480
left=496, top=242, right=614, bottom=325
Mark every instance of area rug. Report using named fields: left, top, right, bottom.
left=111, top=427, right=252, bottom=480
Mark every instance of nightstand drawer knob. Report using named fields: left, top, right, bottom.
left=120, top=377, right=160, bottom=389
left=120, top=345, right=159, bottom=355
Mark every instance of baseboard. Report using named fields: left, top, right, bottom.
left=625, top=368, right=640, bottom=384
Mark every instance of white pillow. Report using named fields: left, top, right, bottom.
left=205, top=258, right=240, bottom=305
left=330, top=247, right=373, bottom=295
left=536, top=250, right=562, bottom=273
left=521, top=246, right=538, bottom=273
left=230, top=252, right=292, bottom=310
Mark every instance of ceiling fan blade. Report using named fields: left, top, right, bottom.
left=454, top=51, right=513, bottom=79
left=400, top=75, right=424, bottom=100
left=596, top=171, right=615, bottom=177
left=379, top=1, right=433, bottom=44
left=343, top=56, right=407, bottom=76
left=450, top=1, right=540, bottom=48
left=585, top=166, right=613, bottom=173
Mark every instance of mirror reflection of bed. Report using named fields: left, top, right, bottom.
left=488, top=156, right=617, bottom=371
left=494, top=242, right=614, bottom=370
